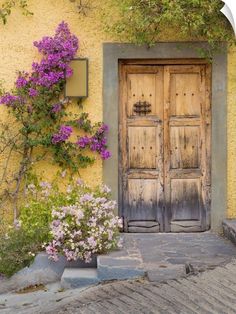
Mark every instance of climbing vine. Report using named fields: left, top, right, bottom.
left=0, top=0, right=32, bottom=24
left=103, top=0, right=235, bottom=55
left=0, top=0, right=93, bottom=24
left=0, top=21, right=110, bottom=220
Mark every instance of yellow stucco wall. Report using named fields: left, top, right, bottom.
left=0, top=0, right=112, bottom=191
left=0, top=0, right=236, bottom=219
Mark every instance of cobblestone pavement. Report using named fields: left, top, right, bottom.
left=52, top=260, right=236, bottom=314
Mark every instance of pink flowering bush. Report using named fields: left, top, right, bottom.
left=0, top=178, right=121, bottom=276
left=46, top=181, right=122, bottom=262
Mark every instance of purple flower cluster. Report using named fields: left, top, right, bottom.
left=0, top=21, right=78, bottom=106
left=32, top=21, right=78, bottom=88
left=0, top=93, right=21, bottom=106
left=51, top=103, right=62, bottom=113
left=52, top=125, right=73, bottom=144
left=29, top=88, right=38, bottom=97
left=77, top=136, right=90, bottom=148
left=15, top=72, right=28, bottom=88
left=77, top=124, right=111, bottom=160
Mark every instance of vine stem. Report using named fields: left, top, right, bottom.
left=12, top=146, right=33, bottom=221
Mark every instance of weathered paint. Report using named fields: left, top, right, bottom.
left=0, top=0, right=235, bottom=221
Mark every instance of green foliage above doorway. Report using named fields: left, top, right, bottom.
left=103, top=0, right=235, bottom=56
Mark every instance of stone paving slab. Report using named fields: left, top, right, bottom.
left=98, top=232, right=236, bottom=282
left=97, top=255, right=145, bottom=281
left=61, top=269, right=100, bottom=289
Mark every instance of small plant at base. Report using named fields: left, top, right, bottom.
left=0, top=226, right=46, bottom=277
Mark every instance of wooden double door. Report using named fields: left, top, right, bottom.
left=119, top=61, right=211, bottom=233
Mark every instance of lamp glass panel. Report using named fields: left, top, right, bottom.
left=65, top=59, right=88, bottom=97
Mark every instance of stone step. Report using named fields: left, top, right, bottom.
left=61, top=254, right=146, bottom=289
left=97, top=255, right=145, bottom=281
left=61, top=268, right=100, bottom=289
left=223, top=219, right=236, bottom=245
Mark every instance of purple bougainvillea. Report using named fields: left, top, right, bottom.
left=51, top=103, right=62, bottom=113
left=15, top=73, right=28, bottom=88
left=52, top=125, right=73, bottom=144
left=32, top=21, right=78, bottom=88
left=0, top=21, right=78, bottom=105
left=77, top=136, right=91, bottom=148
left=0, top=93, right=21, bottom=106
left=76, top=124, right=111, bottom=160
left=0, top=21, right=111, bottom=173
left=29, top=88, right=38, bottom=97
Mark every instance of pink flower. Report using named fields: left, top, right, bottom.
left=87, top=237, right=97, bottom=249
left=52, top=220, right=60, bottom=227
left=46, top=244, right=58, bottom=261
left=64, top=249, right=77, bottom=261
left=100, top=184, right=111, bottom=194
left=84, top=251, right=92, bottom=263
left=80, top=193, right=93, bottom=203
left=76, top=178, right=84, bottom=186
left=107, top=230, right=114, bottom=241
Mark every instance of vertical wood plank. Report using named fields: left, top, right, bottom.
left=164, top=64, right=211, bottom=232
left=119, top=64, right=164, bottom=232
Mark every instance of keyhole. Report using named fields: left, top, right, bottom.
left=142, top=147, right=144, bottom=150
left=133, top=94, right=135, bottom=97
left=184, top=93, right=186, bottom=96
left=150, top=147, right=153, bottom=150
left=133, top=146, right=136, bottom=150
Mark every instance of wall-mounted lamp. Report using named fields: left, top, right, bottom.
left=65, top=58, right=88, bottom=99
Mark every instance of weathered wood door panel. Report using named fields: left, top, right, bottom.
left=119, top=62, right=211, bottom=233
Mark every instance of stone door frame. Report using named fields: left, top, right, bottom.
left=103, top=42, right=227, bottom=232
